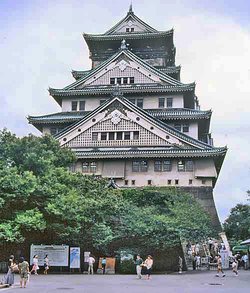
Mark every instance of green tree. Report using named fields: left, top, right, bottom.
left=223, top=203, right=250, bottom=245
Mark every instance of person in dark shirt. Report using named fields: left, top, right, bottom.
left=134, top=255, right=143, bottom=279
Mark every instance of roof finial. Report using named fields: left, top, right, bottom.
left=129, top=1, right=133, bottom=13
left=120, top=39, right=128, bottom=50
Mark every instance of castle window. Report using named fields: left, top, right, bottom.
left=117, top=77, right=122, bottom=84
left=131, top=28, right=134, bottom=32
left=116, top=132, right=123, bottom=140
left=129, top=77, right=134, bottom=84
left=71, top=101, right=78, bottom=111
left=177, top=160, right=185, bottom=172
left=168, top=179, right=172, bottom=185
left=101, top=132, right=107, bottom=141
left=163, top=160, right=172, bottom=171
left=79, top=101, right=85, bottom=111
left=123, top=77, right=128, bottom=84
left=108, top=132, right=115, bottom=140
left=92, top=132, right=98, bottom=141
left=154, top=161, right=162, bottom=172
left=140, top=161, right=148, bottom=172
left=126, top=28, right=129, bottom=32
left=186, top=160, right=194, bottom=172
left=124, top=131, right=131, bottom=140
left=174, top=123, right=182, bottom=131
left=183, top=123, right=189, bottom=133
left=158, top=98, right=165, bottom=108
left=132, top=161, right=148, bottom=172
left=132, top=161, right=140, bottom=172
left=202, top=179, right=206, bottom=185
left=124, top=180, right=128, bottom=185
left=82, top=162, right=89, bottom=173
left=110, top=78, right=115, bottom=84
left=167, top=97, right=173, bottom=108
left=137, top=98, right=143, bottom=108
left=148, top=180, right=152, bottom=185
left=189, top=179, right=193, bottom=185
left=175, top=179, right=179, bottom=185
left=133, top=131, right=139, bottom=140
left=90, top=162, right=97, bottom=173
left=132, top=180, right=135, bottom=185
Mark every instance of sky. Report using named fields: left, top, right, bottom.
left=0, top=0, right=250, bottom=222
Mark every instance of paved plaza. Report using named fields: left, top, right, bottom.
left=0, top=271, right=249, bottom=293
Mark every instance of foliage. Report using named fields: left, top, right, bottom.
left=223, top=203, right=250, bottom=243
left=119, top=259, right=135, bottom=274
left=0, top=129, right=215, bottom=255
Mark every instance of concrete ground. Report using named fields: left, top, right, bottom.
left=0, top=270, right=249, bottom=293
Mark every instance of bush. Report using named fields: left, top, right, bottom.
left=119, top=259, right=135, bottom=274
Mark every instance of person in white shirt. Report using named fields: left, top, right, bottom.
left=241, top=254, right=249, bottom=270
left=88, top=255, right=95, bottom=275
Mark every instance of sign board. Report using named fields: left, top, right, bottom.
left=70, top=247, right=80, bottom=269
left=220, top=250, right=229, bottom=269
left=30, top=245, right=69, bottom=267
left=98, top=257, right=116, bottom=274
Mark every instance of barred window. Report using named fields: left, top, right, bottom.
left=117, top=77, right=122, bottom=84
left=90, top=162, right=97, bottom=173
left=167, top=97, right=173, bottom=108
left=110, top=78, right=115, bottom=84
left=101, top=132, right=107, bottom=141
left=123, top=77, right=128, bottom=84
left=154, top=161, right=162, bottom=172
left=133, top=131, right=139, bottom=140
left=132, top=161, right=148, bottom=172
left=92, top=132, right=98, bottom=141
left=130, top=77, right=134, bottom=84
left=163, top=160, right=172, bottom=171
left=116, top=132, right=123, bottom=140
left=132, top=161, right=140, bottom=172
left=186, top=160, right=194, bottom=172
left=140, top=161, right=148, bottom=172
left=71, top=101, right=78, bottom=111
left=82, top=162, right=89, bottom=173
left=108, top=132, right=115, bottom=140
left=137, top=98, right=143, bottom=108
left=183, top=123, right=189, bottom=133
left=79, top=101, right=85, bottom=111
left=177, top=160, right=185, bottom=172
left=158, top=98, right=165, bottom=108
left=124, top=131, right=131, bottom=140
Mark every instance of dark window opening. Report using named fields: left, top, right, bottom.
left=124, top=131, right=131, bottom=140
left=167, top=97, right=173, bottom=108
left=202, top=179, right=206, bottom=185
left=124, top=180, right=128, bottom=185
left=126, top=28, right=129, bottom=32
left=116, top=132, right=123, bottom=140
left=131, top=28, right=134, bottom=32
left=101, top=132, right=107, bottom=141
left=140, top=161, right=148, bottom=172
left=132, top=161, right=140, bottom=172
left=123, top=77, right=128, bottom=84
left=175, top=179, right=179, bottom=185
left=110, top=78, right=115, bottom=84
left=79, top=101, right=85, bottom=111
left=148, top=180, right=152, bottom=185
left=117, top=77, right=122, bottom=84
left=133, top=131, right=139, bottom=140
left=168, top=179, right=172, bottom=185
left=82, top=162, right=89, bottom=173
left=132, top=180, right=135, bottom=185
left=92, top=132, right=98, bottom=141
left=183, top=123, right=189, bottom=133
left=137, top=98, right=143, bottom=108
left=154, top=161, right=162, bottom=172
left=189, top=179, right=193, bottom=185
left=158, top=98, right=165, bottom=108
left=71, top=101, right=78, bottom=111
left=163, top=160, right=172, bottom=171
left=108, top=132, right=115, bottom=140
left=130, top=77, right=134, bottom=84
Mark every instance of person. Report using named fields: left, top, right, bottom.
left=101, top=257, right=106, bottom=275
left=195, top=243, right=200, bottom=255
left=134, top=255, right=143, bottom=279
left=241, top=254, right=249, bottom=270
left=195, top=254, right=201, bottom=270
left=1, top=255, right=17, bottom=287
left=44, top=255, right=49, bottom=275
left=232, top=257, right=238, bottom=276
left=178, top=256, right=183, bottom=274
left=18, top=257, right=29, bottom=288
left=30, top=255, right=39, bottom=275
left=208, top=238, right=213, bottom=252
left=144, top=255, right=153, bottom=280
left=192, top=254, right=196, bottom=270
left=88, top=255, right=95, bottom=275
left=216, top=255, right=225, bottom=277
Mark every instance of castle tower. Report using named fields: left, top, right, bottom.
left=28, top=6, right=227, bottom=229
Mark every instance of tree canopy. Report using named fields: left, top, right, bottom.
left=0, top=129, right=215, bottom=256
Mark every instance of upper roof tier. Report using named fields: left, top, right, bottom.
left=83, top=6, right=175, bottom=68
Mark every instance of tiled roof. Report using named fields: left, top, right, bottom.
left=28, top=108, right=211, bottom=125
left=83, top=30, right=173, bottom=41
left=72, top=146, right=227, bottom=159
left=49, top=83, right=195, bottom=98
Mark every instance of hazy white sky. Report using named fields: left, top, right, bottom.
left=0, top=0, right=250, bottom=222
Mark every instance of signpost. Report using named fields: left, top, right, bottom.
left=30, top=245, right=69, bottom=267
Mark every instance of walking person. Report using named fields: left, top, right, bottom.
left=88, top=255, right=95, bottom=275
left=241, top=254, right=249, bottom=270
left=1, top=255, right=17, bottom=287
left=101, top=257, right=106, bottom=274
left=134, top=255, right=143, bottom=279
left=215, top=255, right=225, bottom=277
left=195, top=254, right=201, bottom=270
left=232, top=257, right=238, bottom=276
left=30, top=255, right=39, bottom=275
left=44, top=255, right=49, bottom=275
left=144, top=255, right=153, bottom=280
left=18, top=257, right=29, bottom=288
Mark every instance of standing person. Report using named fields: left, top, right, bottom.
left=1, top=255, right=16, bottom=287
left=101, top=257, right=106, bottom=275
left=232, top=257, right=238, bottom=276
left=216, top=255, right=225, bottom=277
left=44, top=255, right=49, bottom=275
left=134, top=255, right=143, bottom=279
left=241, top=254, right=249, bottom=270
left=178, top=256, right=183, bottom=274
left=18, top=257, right=29, bottom=288
left=192, top=254, right=196, bottom=270
left=30, top=255, right=39, bottom=275
left=195, top=243, right=200, bottom=255
left=144, top=255, right=153, bottom=280
left=196, top=254, right=201, bottom=270
left=88, top=255, right=95, bottom=275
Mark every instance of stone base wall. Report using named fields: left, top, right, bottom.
left=177, top=186, right=221, bottom=231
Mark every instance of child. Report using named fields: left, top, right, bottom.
left=232, top=258, right=238, bottom=276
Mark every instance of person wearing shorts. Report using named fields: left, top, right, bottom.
left=18, top=257, right=29, bottom=288
left=144, top=255, right=153, bottom=280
